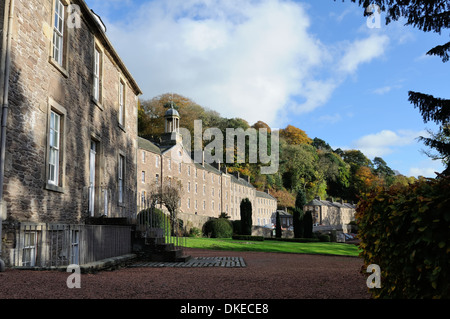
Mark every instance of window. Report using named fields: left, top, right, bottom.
left=195, top=183, right=198, bottom=194
left=46, top=99, right=66, bottom=192
left=118, top=155, right=125, bottom=204
left=155, top=156, right=159, bottom=168
left=141, top=171, right=145, bottom=183
left=168, top=158, right=171, bottom=170
left=52, top=0, right=65, bottom=66
left=142, top=151, right=146, bottom=163
left=22, top=231, right=37, bottom=267
left=188, top=198, right=190, bottom=209
left=203, top=201, right=206, bottom=210
left=187, top=182, right=190, bottom=193
left=155, top=174, right=159, bottom=184
left=48, top=111, right=61, bottom=186
left=119, top=80, right=125, bottom=126
left=71, top=230, right=80, bottom=265
left=203, top=185, right=206, bottom=195
left=93, top=46, right=102, bottom=103
left=178, top=162, right=182, bottom=173
left=188, top=166, right=191, bottom=176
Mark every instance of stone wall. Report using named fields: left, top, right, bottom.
left=1, top=0, right=140, bottom=266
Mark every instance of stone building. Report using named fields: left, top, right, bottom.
left=0, top=0, right=142, bottom=268
left=304, top=197, right=356, bottom=230
left=137, top=107, right=278, bottom=230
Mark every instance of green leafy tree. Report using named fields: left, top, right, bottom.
left=240, top=198, right=253, bottom=235
left=303, top=211, right=313, bottom=239
left=293, top=190, right=306, bottom=238
left=373, top=157, right=395, bottom=185
left=343, top=0, right=450, bottom=176
left=275, top=211, right=282, bottom=238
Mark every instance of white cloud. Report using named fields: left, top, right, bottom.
left=92, top=0, right=391, bottom=127
left=408, top=158, right=445, bottom=178
left=353, top=129, right=426, bottom=158
left=338, top=34, right=390, bottom=74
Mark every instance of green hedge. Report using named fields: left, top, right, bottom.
left=137, top=208, right=171, bottom=236
left=265, top=237, right=320, bottom=243
left=232, top=235, right=264, bottom=241
left=357, top=176, right=450, bottom=299
left=203, top=218, right=233, bottom=238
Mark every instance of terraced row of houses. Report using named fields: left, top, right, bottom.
left=137, top=107, right=277, bottom=230
left=0, top=0, right=277, bottom=269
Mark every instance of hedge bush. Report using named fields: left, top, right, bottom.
left=137, top=208, right=171, bottom=236
left=232, top=235, right=264, bottom=241
left=203, top=218, right=233, bottom=238
left=265, top=237, right=320, bottom=243
left=318, top=234, right=331, bottom=242
left=357, top=176, right=450, bottom=299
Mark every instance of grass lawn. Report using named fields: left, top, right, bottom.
left=183, top=237, right=361, bottom=257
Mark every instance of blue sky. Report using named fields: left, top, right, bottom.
left=85, top=0, right=447, bottom=178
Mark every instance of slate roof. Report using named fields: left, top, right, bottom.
left=306, top=198, right=356, bottom=209
left=138, top=137, right=161, bottom=155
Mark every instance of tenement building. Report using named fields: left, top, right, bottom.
left=0, top=0, right=142, bottom=268
left=137, top=107, right=278, bottom=229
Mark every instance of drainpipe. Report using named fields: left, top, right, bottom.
left=0, top=0, right=15, bottom=271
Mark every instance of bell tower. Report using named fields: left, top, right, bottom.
left=161, top=99, right=182, bottom=146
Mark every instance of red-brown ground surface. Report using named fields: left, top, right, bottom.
left=0, top=249, right=371, bottom=300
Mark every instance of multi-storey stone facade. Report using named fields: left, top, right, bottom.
left=0, top=0, right=142, bottom=267
left=137, top=108, right=277, bottom=230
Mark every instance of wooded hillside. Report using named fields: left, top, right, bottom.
left=138, top=93, right=419, bottom=210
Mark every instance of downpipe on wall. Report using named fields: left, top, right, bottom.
left=0, top=0, right=15, bottom=272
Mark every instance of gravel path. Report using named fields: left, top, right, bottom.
left=0, top=248, right=371, bottom=300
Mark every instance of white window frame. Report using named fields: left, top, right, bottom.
left=22, top=231, right=37, bottom=267
left=93, top=46, right=102, bottom=103
left=119, top=80, right=125, bottom=126
left=118, top=155, right=125, bottom=204
left=48, top=111, right=61, bottom=186
left=52, top=0, right=65, bottom=66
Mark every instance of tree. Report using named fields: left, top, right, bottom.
left=373, top=157, right=395, bottom=185
left=275, top=211, right=282, bottom=238
left=240, top=198, right=253, bottom=235
left=303, top=211, right=313, bottom=238
left=281, top=143, right=318, bottom=192
left=344, top=0, right=450, bottom=176
left=148, top=177, right=184, bottom=235
left=280, top=125, right=313, bottom=145
left=293, top=189, right=306, bottom=238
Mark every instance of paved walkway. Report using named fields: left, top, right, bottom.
left=130, top=256, right=246, bottom=268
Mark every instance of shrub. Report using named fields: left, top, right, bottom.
left=203, top=218, right=233, bottom=238
left=303, top=211, right=313, bottom=238
left=357, top=176, right=450, bottom=299
left=275, top=211, right=282, bottom=238
left=294, top=190, right=306, bottom=238
left=189, top=227, right=202, bottom=238
left=232, top=235, right=264, bottom=241
left=240, top=198, right=253, bottom=235
left=231, top=220, right=242, bottom=235
left=137, top=208, right=171, bottom=236
left=318, top=234, right=330, bottom=242
left=265, top=237, right=319, bottom=243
